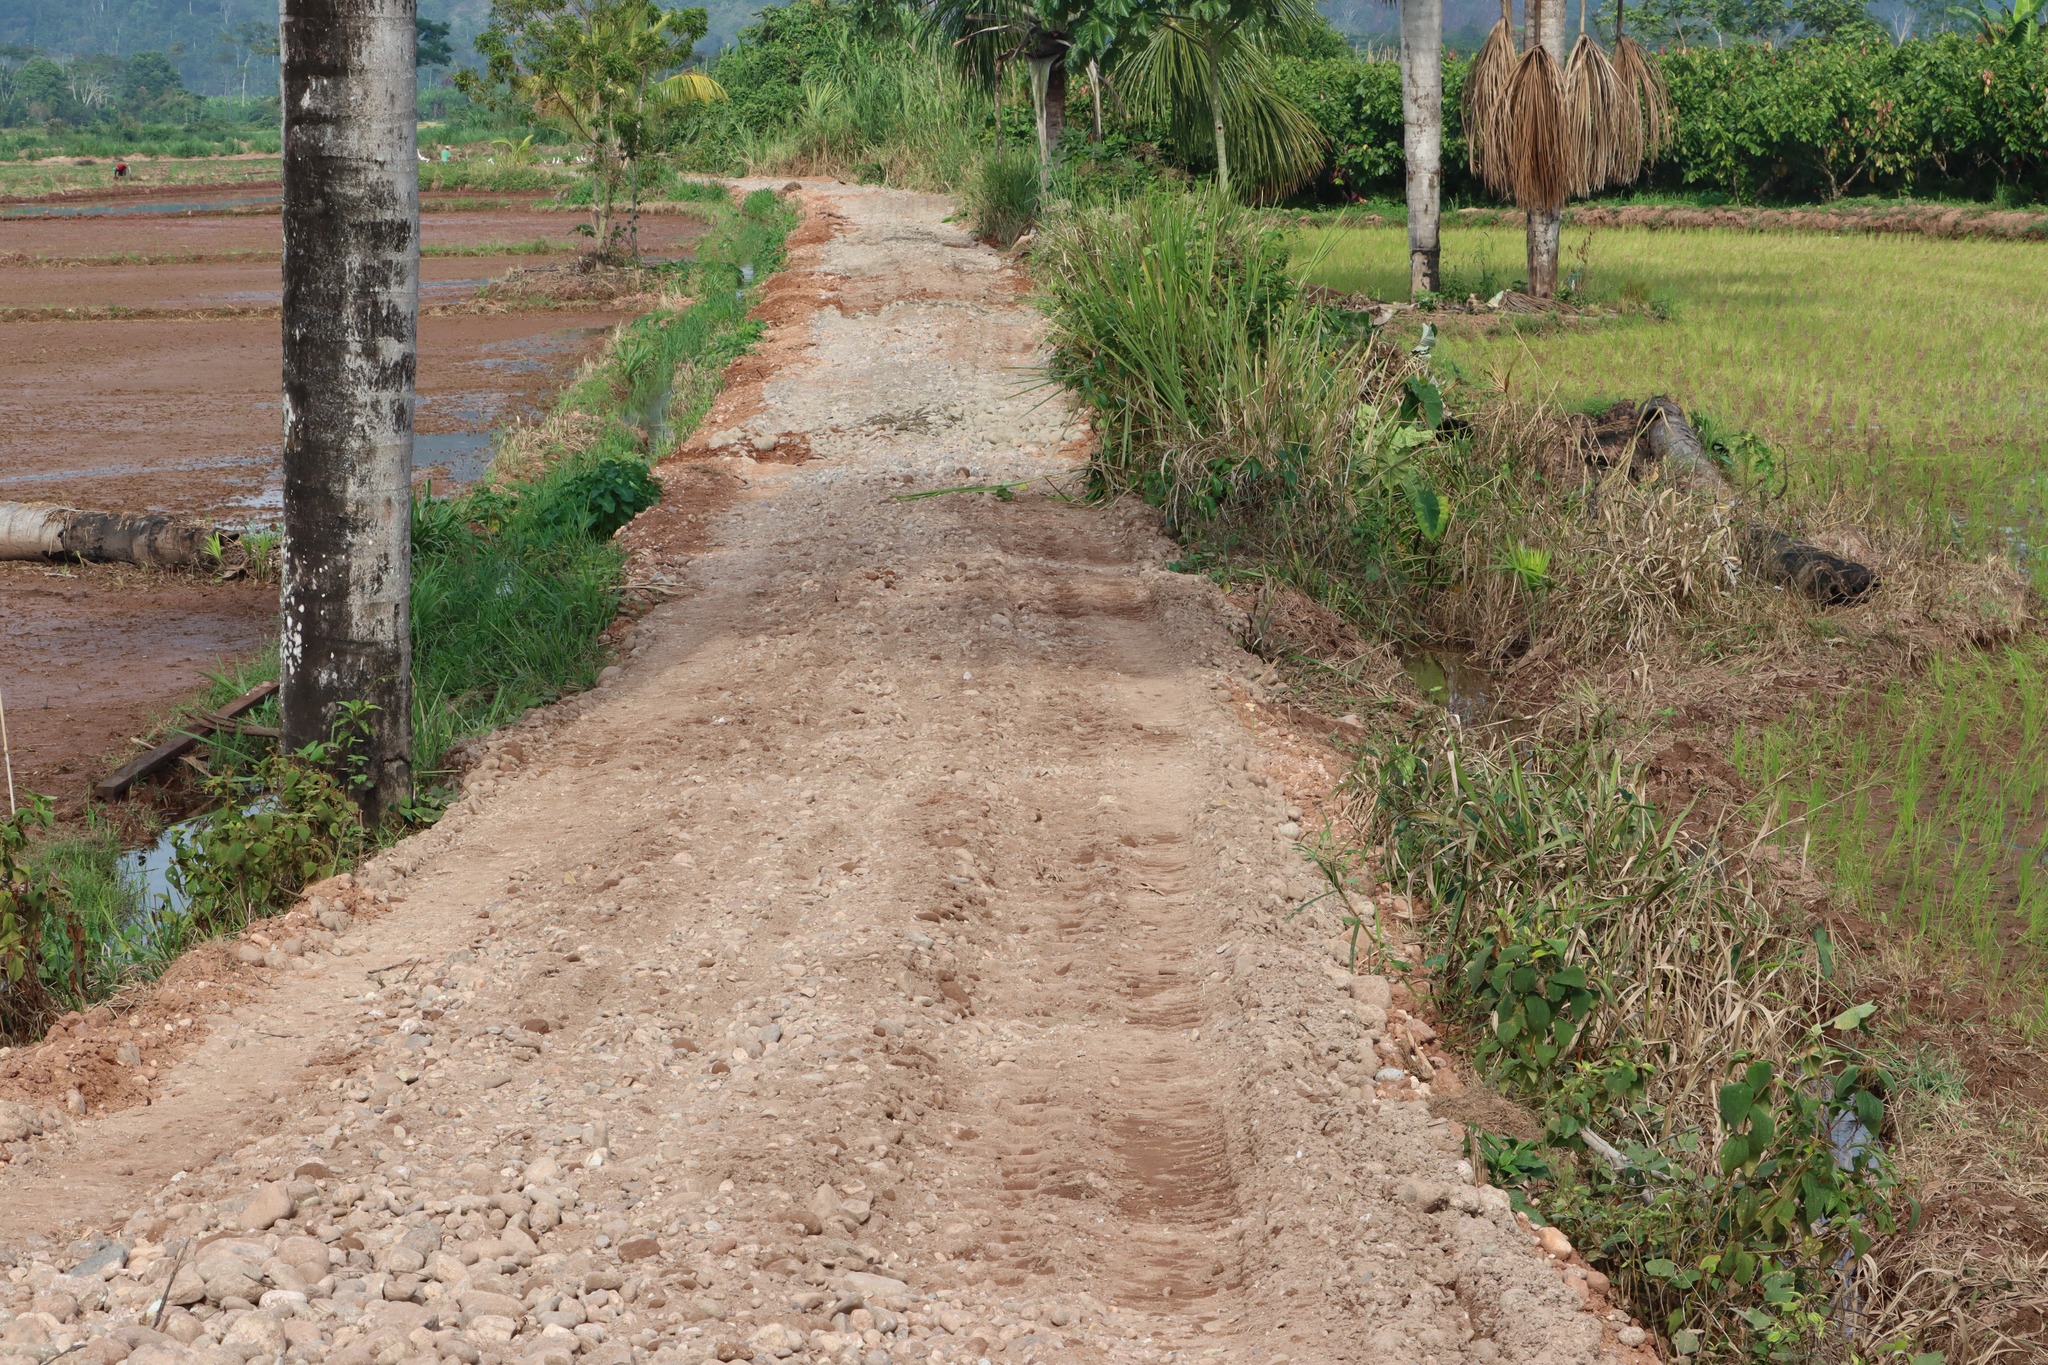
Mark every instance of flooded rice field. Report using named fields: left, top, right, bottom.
left=0, top=186, right=705, bottom=804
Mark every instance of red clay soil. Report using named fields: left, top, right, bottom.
left=0, top=196, right=704, bottom=805
left=0, top=253, right=539, bottom=310
left=0, top=560, right=275, bottom=809
left=0, top=198, right=709, bottom=260
left=1442, top=201, right=2048, bottom=240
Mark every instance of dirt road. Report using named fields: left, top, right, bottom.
left=0, top=185, right=1643, bottom=1365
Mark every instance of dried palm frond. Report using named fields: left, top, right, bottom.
left=1613, top=0, right=1674, bottom=161
left=1463, top=0, right=1519, bottom=197
left=1564, top=32, right=1638, bottom=194
left=1613, top=38, right=1673, bottom=160
left=1505, top=42, right=1573, bottom=213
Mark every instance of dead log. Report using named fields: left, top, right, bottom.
left=94, top=680, right=279, bottom=802
left=0, top=502, right=216, bottom=568
left=1633, top=398, right=1878, bottom=607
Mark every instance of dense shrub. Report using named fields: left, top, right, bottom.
left=1273, top=34, right=2048, bottom=204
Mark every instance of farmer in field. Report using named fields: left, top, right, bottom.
left=114, top=160, right=127, bottom=181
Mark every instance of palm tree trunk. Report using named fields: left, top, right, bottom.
left=1203, top=40, right=1231, bottom=198
left=279, top=0, right=418, bottom=822
left=1087, top=57, right=1104, bottom=141
left=1026, top=34, right=1066, bottom=196
left=1525, top=0, right=1567, bottom=296
left=1400, top=0, right=1444, bottom=296
left=1026, top=53, right=1055, bottom=196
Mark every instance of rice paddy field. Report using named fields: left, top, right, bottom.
left=1294, top=222, right=2048, bottom=588
left=1294, top=221, right=2048, bottom=1032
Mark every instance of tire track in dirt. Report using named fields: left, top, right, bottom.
left=0, top=182, right=1645, bottom=1365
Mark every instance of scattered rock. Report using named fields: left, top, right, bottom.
left=237, top=1182, right=295, bottom=1232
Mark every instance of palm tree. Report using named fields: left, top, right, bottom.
left=1399, top=0, right=1443, bottom=295
left=1518, top=0, right=1567, bottom=295
left=1119, top=0, right=1327, bottom=200
left=925, top=0, right=1082, bottom=195
left=279, top=0, right=418, bottom=820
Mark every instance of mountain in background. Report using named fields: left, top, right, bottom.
left=0, top=0, right=1943, bottom=99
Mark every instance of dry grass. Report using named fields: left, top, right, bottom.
left=1613, top=36, right=1674, bottom=162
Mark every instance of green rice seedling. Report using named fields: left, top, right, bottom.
left=1733, top=638, right=2048, bottom=1031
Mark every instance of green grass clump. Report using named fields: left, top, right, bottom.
left=1365, top=731, right=1896, bottom=1362
left=961, top=146, right=1039, bottom=247
left=1291, top=222, right=2048, bottom=589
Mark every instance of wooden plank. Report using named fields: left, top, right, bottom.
left=94, top=680, right=278, bottom=801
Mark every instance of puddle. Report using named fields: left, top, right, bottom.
left=475, top=326, right=607, bottom=374
left=115, top=797, right=277, bottom=938
left=0, top=194, right=281, bottom=219
left=414, top=430, right=498, bottom=486
left=0, top=455, right=249, bottom=489
left=1399, top=648, right=1496, bottom=725
left=115, top=815, right=200, bottom=923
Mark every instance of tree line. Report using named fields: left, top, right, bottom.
left=0, top=19, right=456, bottom=130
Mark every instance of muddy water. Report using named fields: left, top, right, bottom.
left=0, top=197, right=705, bottom=802
left=0, top=254, right=530, bottom=310
left=1399, top=646, right=1497, bottom=725
left=0, top=311, right=622, bottom=519
left=0, top=193, right=709, bottom=259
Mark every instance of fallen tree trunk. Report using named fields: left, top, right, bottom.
left=1633, top=399, right=1879, bottom=607
left=0, top=502, right=216, bottom=568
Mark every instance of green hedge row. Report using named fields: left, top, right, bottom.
left=1273, top=34, right=2048, bottom=204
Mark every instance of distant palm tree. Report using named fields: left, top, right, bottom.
left=1119, top=0, right=1327, bottom=200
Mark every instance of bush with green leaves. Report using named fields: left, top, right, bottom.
left=0, top=796, right=74, bottom=1040
left=1367, top=729, right=1910, bottom=1359
left=532, top=458, right=664, bottom=541
left=1271, top=34, right=2048, bottom=205
left=168, top=741, right=370, bottom=937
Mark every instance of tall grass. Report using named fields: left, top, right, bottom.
left=960, top=145, right=1039, bottom=247
left=1036, top=186, right=1444, bottom=612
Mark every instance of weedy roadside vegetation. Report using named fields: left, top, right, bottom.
left=2, top=185, right=796, bottom=1043
left=1035, top=185, right=2046, bottom=1360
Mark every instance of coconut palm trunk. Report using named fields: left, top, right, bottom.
left=1202, top=41, right=1231, bottom=196
left=1025, top=33, right=1068, bottom=195
left=1400, top=0, right=1444, bottom=295
left=279, top=0, right=418, bottom=822
left=1525, top=0, right=1567, bottom=296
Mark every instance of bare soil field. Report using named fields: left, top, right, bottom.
left=0, top=195, right=707, bottom=802
left=0, top=182, right=1640, bottom=1365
